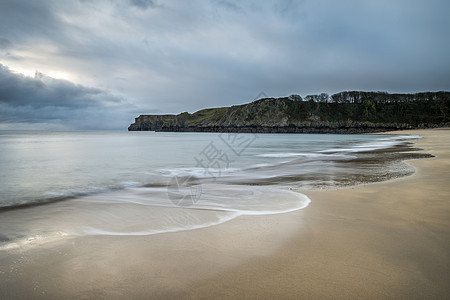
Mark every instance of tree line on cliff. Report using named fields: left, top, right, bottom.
left=129, top=91, right=450, bottom=132
left=289, top=91, right=449, bottom=126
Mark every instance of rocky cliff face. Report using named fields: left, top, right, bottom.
left=129, top=94, right=449, bottom=133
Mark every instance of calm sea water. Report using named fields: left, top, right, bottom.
left=0, top=131, right=428, bottom=247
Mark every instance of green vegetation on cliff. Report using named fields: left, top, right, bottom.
left=129, top=91, right=450, bottom=133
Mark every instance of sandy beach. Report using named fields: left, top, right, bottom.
left=188, top=128, right=450, bottom=299
left=1, top=128, right=449, bottom=299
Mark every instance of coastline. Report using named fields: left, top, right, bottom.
left=1, top=128, right=449, bottom=299
left=187, top=128, right=450, bottom=299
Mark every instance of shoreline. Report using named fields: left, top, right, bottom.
left=1, top=128, right=449, bottom=298
left=187, top=128, right=450, bottom=299
left=0, top=130, right=427, bottom=212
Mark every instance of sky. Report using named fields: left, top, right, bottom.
left=0, top=0, right=449, bottom=130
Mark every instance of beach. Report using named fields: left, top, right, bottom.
left=188, top=128, right=450, bottom=299
left=1, top=128, right=449, bottom=299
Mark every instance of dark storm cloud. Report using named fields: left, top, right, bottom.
left=0, top=65, right=116, bottom=108
left=0, top=0, right=449, bottom=129
left=0, top=64, right=137, bottom=129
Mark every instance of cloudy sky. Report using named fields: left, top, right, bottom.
left=1, top=0, right=449, bottom=130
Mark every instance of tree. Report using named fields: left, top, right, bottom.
left=318, top=93, right=329, bottom=103
left=288, top=94, right=303, bottom=101
left=305, top=94, right=319, bottom=102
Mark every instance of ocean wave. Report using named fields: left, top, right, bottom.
left=0, top=181, right=144, bottom=210
left=257, top=152, right=329, bottom=158
left=319, top=135, right=421, bottom=154
left=0, top=185, right=311, bottom=245
left=159, top=167, right=242, bottom=178
left=0, top=132, right=429, bottom=248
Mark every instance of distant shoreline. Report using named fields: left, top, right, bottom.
left=128, top=124, right=443, bottom=134
left=129, top=91, right=450, bottom=133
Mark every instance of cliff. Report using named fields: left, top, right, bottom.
left=128, top=91, right=450, bottom=133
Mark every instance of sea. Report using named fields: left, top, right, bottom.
left=0, top=131, right=430, bottom=248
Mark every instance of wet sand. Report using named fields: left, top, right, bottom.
left=1, top=128, right=449, bottom=299
left=188, top=128, right=450, bottom=299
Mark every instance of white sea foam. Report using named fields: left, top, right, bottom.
left=249, top=163, right=274, bottom=168
left=0, top=185, right=311, bottom=244
left=257, top=152, right=328, bottom=158
left=74, top=185, right=311, bottom=216
left=0, top=232, right=70, bottom=251
left=159, top=167, right=242, bottom=178
left=78, top=212, right=241, bottom=236
left=319, top=135, right=421, bottom=154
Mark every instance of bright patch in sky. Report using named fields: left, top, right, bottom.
left=46, top=71, right=73, bottom=81
left=8, top=66, right=35, bottom=78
